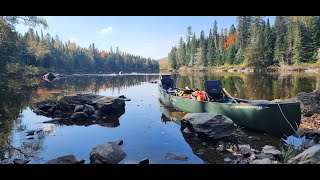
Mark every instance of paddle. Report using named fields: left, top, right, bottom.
left=222, top=88, right=239, bottom=104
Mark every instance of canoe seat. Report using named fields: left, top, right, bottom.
left=204, top=80, right=224, bottom=102
left=161, top=78, right=175, bottom=90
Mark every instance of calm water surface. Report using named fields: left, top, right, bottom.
left=0, top=72, right=319, bottom=164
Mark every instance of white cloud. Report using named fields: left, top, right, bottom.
left=97, top=27, right=113, bottom=35
left=69, top=37, right=80, bottom=42
left=168, top=41, right=172, bottom=44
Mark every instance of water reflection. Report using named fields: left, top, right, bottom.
left=0, top=72, right=319, bottom=163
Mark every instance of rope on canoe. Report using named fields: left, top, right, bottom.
left=277, top=102, right=301, bottom=138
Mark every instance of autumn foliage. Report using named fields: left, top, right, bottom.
left=100, top=50, right=106, bottom=58
left=224, top=33, right=236, bottom=50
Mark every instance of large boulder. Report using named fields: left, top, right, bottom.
left=181, top=113, right=237, bottom=140
left=32, top=94, right=127, bottom=126
left=292, top=90, right=320, bottom=114
left=94, top=97, right=125, bottom=115
left=90, top=142, right=126, bottom=164
left=45, top=155, right=83, bottom=164
left=287, top=144, right=320, bottom=164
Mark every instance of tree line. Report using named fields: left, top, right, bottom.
left=168, top=16, right=320, bottom=69
left=0, top=16, right=159, bottom=74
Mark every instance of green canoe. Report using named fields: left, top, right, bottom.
left=158, top=79, right=301, bottom=138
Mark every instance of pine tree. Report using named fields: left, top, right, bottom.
left=189, top=32, right=197, bottom=66
left=177, top=37, right=186, bottom=66
left=236, top=16, right=252, bottom=49
left=207, top=29, right=214, bottom=66
left=229, top=24, right=236, bottom=34
left=213, top=20, right=219, bottom=51
left=186, top=26, right=192, bottom=65
left=273, top=16, right=286, bottom=65
left=199, top=30, right=207, bottom=66
left=263, top=18, right=273, bottom=65
left=293, top=23, right=302, bottom=64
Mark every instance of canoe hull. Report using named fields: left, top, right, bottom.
left=158, top=85, right=301, bottom=137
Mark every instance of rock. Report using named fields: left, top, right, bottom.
left=302, top=130, right=320, bottom=140
left=83, top=104, right=95, bottom=116
left=292, top=90, right=320, bottom=114
left=181, top=113, right=237, bottom=140
left=139, top=159, right=149, bottom=164
left=0, top=158, right=14, bottom=164
left=45, top=155, right=80, bottom=164
left=74, top=105, right=84, bottom=112
left=71, top=112, right=88, bottom=121
left=32, top=94, right=127, bottom=126
left=13, top=158, right=30, bottom=164
left=248, top=136, right=261, bottom=141
left=255, top=153, right=276, bottom=160
left=43, top=72, right=56, bottom=80
left=262, top=145, right=281, bottom=156
left=90, top=142, right=126, bottom=164
left=113, top=140, right=123, bottom=146
left=26, top=130, right=35, bottom=136
left=90, top=110, right=101, bottom=120
left=53, top=110, right=62, bottom=117
left=32, top=100, right=56, bottom=113
left=287, top=144, right=320, bottom=164
left=250, top=158, right=272, bottom=164
left=239, top=144, right=251, bottom=156
left=196, top=149, right=206, bottom=155
left=216, top=144, right=227, bottom=152
left=183, top=127, right=191, bottom=133
left=224, top=157, right=232, bottom=163
left=254, top=150, right=261, bottom=154
left=165, top=152, right=188, bottom=161
left=95, top=97, right=125, bottom=115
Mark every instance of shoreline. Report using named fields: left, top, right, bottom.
left=160, top=62, right=320, bottom=74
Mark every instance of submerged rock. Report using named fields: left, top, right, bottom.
left=139, top=159, right=149, bottom=164
left=0, top=159, right=14, bottom=164
left=165, top=152, right=188, bottom=161
left=90, top=142, right=126, bottom=164
left=287, top=144, right=320, bottom=164
left=45, top=155, right=82, bottom=164
left=181, top=113, right=237, bottom=140
left=224, top=158, right=232, bottom=163
left=113, top=140, right=123, bottom=146
left=13, top=158, right=30, bottom=164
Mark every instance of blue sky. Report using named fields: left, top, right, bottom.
left=16, top=16, right=275, bottom=60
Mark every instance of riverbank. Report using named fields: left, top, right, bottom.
left=161, top=62, right=320, bottom=74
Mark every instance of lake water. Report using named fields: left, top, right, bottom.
left=0, top=72, right=319, bottom=164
